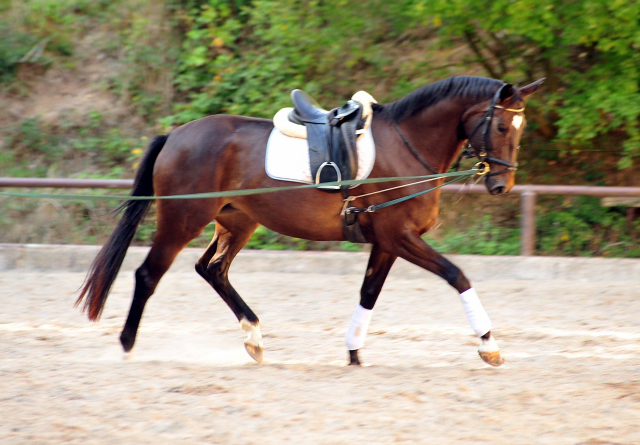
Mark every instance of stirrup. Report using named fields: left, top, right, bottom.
left=315, top=162, right=341, bottom=190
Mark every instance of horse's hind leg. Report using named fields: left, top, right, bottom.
left=195, top=212, right=263, bottom=362
left=120, top=200, right=217, bottom=353
left=346, top=244, right=397, bottom=365
left=120, top=236, right=194, bottom=353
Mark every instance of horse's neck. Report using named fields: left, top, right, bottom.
left=400, top=103, right=468, bottom=173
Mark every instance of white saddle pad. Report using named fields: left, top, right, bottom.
left=265, top=124, right=375, bottom=186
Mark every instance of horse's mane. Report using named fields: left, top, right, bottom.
left=373, top=76, right=509, bottom=122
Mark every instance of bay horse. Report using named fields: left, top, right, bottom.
left=77, top=76, right=543, bottom=366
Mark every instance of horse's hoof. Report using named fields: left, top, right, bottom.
left=120, top=331, right=135, bottom=353
left=240, top=318, right=263, bottom=363
left=244, top=342, right=264, bottom=364
left=478, top=334, right=504, bottom=367
left=348, top=349, right=361, bottom=366
left=478, top=350, right=505, bottom=367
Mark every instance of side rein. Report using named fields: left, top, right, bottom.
left=455, top=83, right=523, bottom=177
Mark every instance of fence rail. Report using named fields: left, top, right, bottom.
left=2, top=178, right=640, bottom=256
left=441, top=184, right=640, bottom=255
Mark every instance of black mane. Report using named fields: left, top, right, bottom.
left=373, top=76, right=506, bottom=122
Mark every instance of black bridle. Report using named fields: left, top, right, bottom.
left=455, top=83, right=523, bottom=177
left=394, top=83, right=523, bottom=178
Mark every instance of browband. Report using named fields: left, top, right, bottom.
left=494, top=104, right=525, bottom=113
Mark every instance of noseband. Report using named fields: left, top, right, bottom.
left=460, top=84, right=523, bottom=178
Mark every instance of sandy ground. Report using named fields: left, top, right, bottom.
left=1, top=257, right=639, bottom=444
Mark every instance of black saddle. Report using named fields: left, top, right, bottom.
left=288, top=89, right=364, bottom=192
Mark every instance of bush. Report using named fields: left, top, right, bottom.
left=425, top=214, right=521, bottom=256
left=0, top=22, right=38, bottom=82
left=537, top=196, right=639, bottom=257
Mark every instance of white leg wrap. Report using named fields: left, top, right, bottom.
left=345, top=304, right=373, bottom=350
left=459, top=288, right=492, bottom=337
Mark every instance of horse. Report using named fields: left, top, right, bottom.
left=76, top=75, right=543, bottom=366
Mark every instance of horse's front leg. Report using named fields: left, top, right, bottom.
left=385, top=232, right=504, bottom=367
left=346, top=243, right=397, bottom=365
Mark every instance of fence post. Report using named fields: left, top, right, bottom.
left=520, top=189, right=537, bottom=256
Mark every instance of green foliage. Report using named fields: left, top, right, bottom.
left=537, top=196, right=640, bottom=257
left=425, top=196, right=640, bottom=258
left=2, top=116, right=145, bottom=178
left=3, top=0, right=114, bottom=70
left=412, top=0, right=640, bottom=168
left=244, top=225, right=289, bottom=250
left=3, top=0, right=178, bottom=120
left=424, top=215, right=521, bottom=256
left=0, top=187, right=124, bottom=245
left=0, top=22, right=39, bottom=82
left=17, top=0, right=112, bottom=29
left=114, top=6, right=181, bottom=120
left=164, top=0, right=413, bottom=125
left=163, top=0, right=640, bottom=168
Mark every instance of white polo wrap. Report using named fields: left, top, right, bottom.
left=459, top=288, right=492, bottom=337
left=345, top=304, right=373, bottom=350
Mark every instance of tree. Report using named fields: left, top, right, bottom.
left=414, top=0, right=640, bottom=168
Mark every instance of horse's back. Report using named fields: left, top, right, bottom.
left=166, top=114, right=273, bottom=156
left=153, top=114, right=274, bottom=194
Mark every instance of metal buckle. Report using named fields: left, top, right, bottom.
left=473, top=161, right=491, bottom=176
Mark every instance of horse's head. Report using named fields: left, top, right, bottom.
left=463, top=78, right=544, bottom=195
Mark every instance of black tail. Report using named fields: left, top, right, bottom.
left=76, top=134, right=169, bottom=320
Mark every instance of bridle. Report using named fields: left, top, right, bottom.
left=394, top=83, right=524, bottom=178
left=457, top=83, right=523, bottom=177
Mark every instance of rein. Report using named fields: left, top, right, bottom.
left=342, top=172, right=473, bottom=215
left=0, top=170, right=477, bottom=201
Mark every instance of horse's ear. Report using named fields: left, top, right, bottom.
left=519, top=78, right=545, bottom=99
left=499, top=84, right=514, bottom=102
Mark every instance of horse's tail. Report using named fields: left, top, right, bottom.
left=75, top=134, right=169, bottom=321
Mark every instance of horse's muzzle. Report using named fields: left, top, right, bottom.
left=485, top=174, right=511, bottom=196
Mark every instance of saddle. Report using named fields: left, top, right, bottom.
left=275, top=90, right=375, bottom=193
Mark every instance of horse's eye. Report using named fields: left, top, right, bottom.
left=497, top=123, right=508, bottom=134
